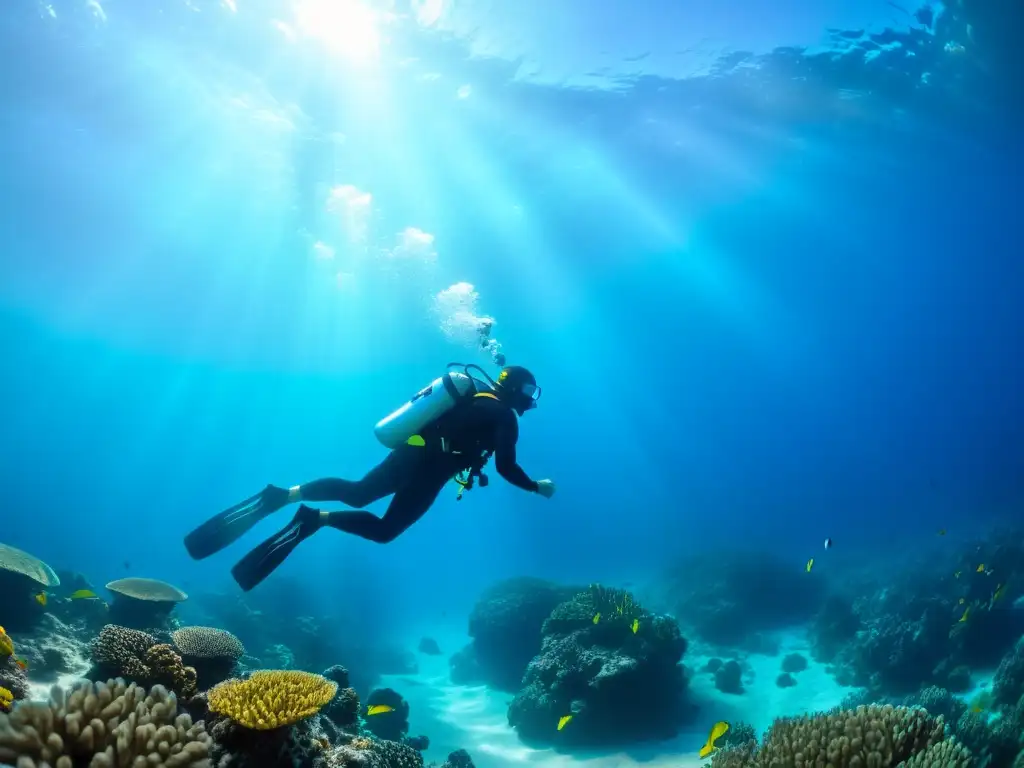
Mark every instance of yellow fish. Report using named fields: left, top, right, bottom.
left=631, top=619, right=639, bottom=634
left=976, top=564, right=984, bottom=573
left=14, top=658, right=27, bottom=670
left=366, top=705, right=394, bottom=716
left=699, top=721, right=730, bottom=759
left=557, top=714, right=573, bottom=731
left=806, top=558, right=814, bottom=573
left=592, top=613, right=600, bottom=625
left=34, top=592, right=46, bottom=606
left=958, top=598, right=965, bottom=605
left=959, top=606, right=970, bottom=623
left=406, top=435, right=426, bottom=447
left=69, top=589, right=98, bottom=600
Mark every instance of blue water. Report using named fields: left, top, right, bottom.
left=0, top=0, right=1021, bottom=685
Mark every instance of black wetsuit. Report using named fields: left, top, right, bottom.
left=301, top=395, right=538, bottom=543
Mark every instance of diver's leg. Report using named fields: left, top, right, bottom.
left=318, top=465, right=452, bottom=543
left=294, top=447, right=420, bottom=508
left=184, top=484, right=291, bottom=560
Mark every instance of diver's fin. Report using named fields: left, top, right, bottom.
left=184, top=485, right=290, bottom=560
left=230, top=504, right=322, bottom=592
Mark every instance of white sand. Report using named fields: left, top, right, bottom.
left=26, top=661, right=91, bottom=703
left=384, top=627, right=850, bottom=768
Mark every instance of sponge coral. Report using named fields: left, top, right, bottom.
left=208, top=670, right=338, bottom=730
left=710, top=705, right=950, bottom=767
left=0, top=677, right=209, bottom=767
left=90, top=623, right=158, bottom=678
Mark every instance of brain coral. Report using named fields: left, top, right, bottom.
left=0, top=677, right=209, bottom=767
left=710, top=704, right=950, bottom=767
left=172, top=627, right=245, bottom=660
left=208, top=670, right=338, bottom=730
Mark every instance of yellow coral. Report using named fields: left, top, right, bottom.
left=0, top=687, right=12, bottom=712
left=208, top=670, right=338, bottom=730
left=0, top=630, right=13, bottom=658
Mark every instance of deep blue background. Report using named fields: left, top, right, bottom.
left=0, top=0, right=1020, bottom=638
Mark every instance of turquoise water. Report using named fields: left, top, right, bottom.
left=0, top=1, right=1022, bottom=765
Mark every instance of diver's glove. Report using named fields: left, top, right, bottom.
left=535, top=479, right=556, bottom=498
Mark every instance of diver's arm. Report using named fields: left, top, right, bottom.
left=494, top=412, right=540, bottom=492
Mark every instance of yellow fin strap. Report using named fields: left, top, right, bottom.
left=406, top=435, right=426, bottom=447
left=474, top=392, right=499, bottom=401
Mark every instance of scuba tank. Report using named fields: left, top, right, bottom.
left=373, top=363, right=499, bottom=449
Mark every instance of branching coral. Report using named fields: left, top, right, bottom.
left=900, top=739, right=973, bottom=767
left=208, top=670, right=338, bottom=730
left=145, top=644, right=199, bottom=701
left=0, top=677, right=210, bottom=767
left=710, top=705, right=950, bottom=767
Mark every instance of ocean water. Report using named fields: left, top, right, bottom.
left=1, top=0, right=1022, bottom=767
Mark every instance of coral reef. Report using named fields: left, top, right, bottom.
left=363, top=688, right=409, bottom=742
left=660, top=550, right=825, bottom=649
left=709, top=704, right=951, bottom=767
left=714, top=660, right=744, bottom=694
left=811, top=529, right=1024, bottom=698
left=106, top=577, right=189, bottom=629
left=322, top=666, right=360, bottom=731
left=775, top=673, right=796, bottom=688
left=450, top=577, right=579, bottom=691
left=780, top=652, right=807, bottom=674
left=208, top=670, right=338, bottom=730
left=0, top=677, right=209, bottom=767
left=0, top=656, right=29, bottom=703
left=993, top=637, right=1024, bottom=708
left=903, top=685, right=966, bottom=728
left=89, top=624, right=197, bottom=699
left=441, top=749, right=474, bottom=768
left=332, top=735, right=424, bottom=768
left=173, top=626, right=245, bottom=690
left=0, top=542, right=60, bottom=632
left=507, top=585, right=690, bottom=746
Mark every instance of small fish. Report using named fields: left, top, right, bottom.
left=937, top=529, right=946, bottom=536
left=557, top=714, right=573, bottom=731
left=989, top=584, right=1006, bottom=610
left=34, top=592, right=46, bottom=607
left=824, top=537, right=832, bottom=550
left=958, top=598, right=965, bottom=605
left=954, top=571, right=962, bottom=579
left=14, top=658, right=27, bottom=670
left=959, top=606, right=971, bottom=623
left=631, top=619, right=639, bottom=634
left=592, top=613, right=600, bottom=625
left=366, top=705, right=394, bottom=716
left=976, top=564, right=985, bottom=573
left=699, top=721, right=730, bottom=759
left=806, top=558, right=814, bottom=573
left=69, top=589, right=98, bottom=600
left=123, top=561, right=131, bottom=570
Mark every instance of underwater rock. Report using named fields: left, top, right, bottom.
left=704, top=658, right=723, bottom=673
left=714, top=660, right=744, bottom=695
left=775, top=672, right=797, bottom=688
left=323, top=664, right=351, bottom=689
left=454, top=577, right=578, bottom=692
left=325, top=685, right=360, bottom=732
left=10, top=614, right=89, bottom=682
left=417, top=637, right=442, bottom=656
left=332, top=735, right=424, bottom=768
left=440, top=749, right=475, bottom=768
left=507, top=585, right=690, bottom=747
left=993, top=637, right=1024, bottom=709
left=204, top=708, right=343, bottom=768
left=363, top=687, right=410, bottom=742
left=781, top=652, right=808, bottom=674
left=404, top=734, right=429, bottom=751
left=660, top=549, right=825, bottom=649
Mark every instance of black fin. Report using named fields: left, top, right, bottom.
left=230, top=505, right=321, bottom=592
left=184, top=485, right=289, bottom=560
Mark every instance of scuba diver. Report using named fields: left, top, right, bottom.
left=184, top=363, right=556, bottom=592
